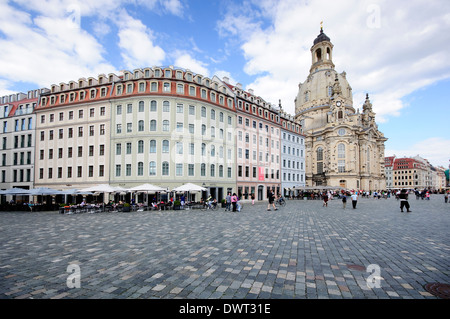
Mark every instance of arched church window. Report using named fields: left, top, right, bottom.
left=317, top=147, right=323, bottom=161
left=338, top=144, right=345, bottom=158
left=316, top=48, right=322, bottom=62
left=338, top=110, right=343, bottom=119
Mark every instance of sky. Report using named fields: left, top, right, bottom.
left=0, top=0, right=449, bottom=168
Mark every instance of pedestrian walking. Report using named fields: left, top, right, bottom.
left=322, top=192, right=329, bottom=207
left=251, top=193, right=255, bottom=205
left=351, top=192, right=358, bottom=209
left=237, top=197, right=242, bottom=212
left=225, top=192, right=231, bottom=211
left=399, top=189, right=411, bottom=213
left=231, top=193, right=238, bottom=212
left=445, top=192, right=449, bottom=203
left=342, top=194, right=347, bottom=209
left=267, top=190, right=277, bottom=211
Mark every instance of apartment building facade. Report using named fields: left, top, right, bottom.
left=6, top=66, right=303, bottom=203
left=280, top=110, right=305, bottom=198
left=227, top=81, right=282, bottom=201
left=387, top=155, right=445, bottom=190
left=109, top=67, right=236, bottom=201
left=34, top=76, right=112, bottom=190
left=0, top=90, right=43, bottom=202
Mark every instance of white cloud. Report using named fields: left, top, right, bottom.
left=217, top=0, right=450, bottom=119
left=386, top=137, right=450, bottom=168
left=0, top=1, right=115, bottom=92
left=116, top=11, right=166, bottom=70
left=161, top=0, right=184, bottom=17
left=173, top=52, right=209, bottom=76
left=0, top=0, right=187, bottom=94
left=213, top=70, right=238, bottom=87
left=135, top=0, right=184, bottom=17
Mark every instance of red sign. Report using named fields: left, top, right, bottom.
left=258, top=167, right=265, bottom=181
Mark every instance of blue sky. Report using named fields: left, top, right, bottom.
left=0, top=0, right=449, bottom=167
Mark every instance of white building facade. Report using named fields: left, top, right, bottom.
left=280, top=110, right=305, bottom=198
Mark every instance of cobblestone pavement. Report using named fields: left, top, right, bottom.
left=0, top=195, right=448, bottom=299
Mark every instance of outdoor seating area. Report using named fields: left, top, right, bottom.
left=0, top=183, right=208, bottom=213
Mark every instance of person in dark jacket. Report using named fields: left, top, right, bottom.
left=399, top=189, right=411, bottom=213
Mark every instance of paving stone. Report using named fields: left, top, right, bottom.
left=0, top=195, right=448, bottom=299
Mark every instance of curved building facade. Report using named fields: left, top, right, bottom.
left=33, top=66, right=302, bottom=202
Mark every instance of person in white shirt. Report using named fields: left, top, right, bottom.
left=351, top=192, right=358, bottom=209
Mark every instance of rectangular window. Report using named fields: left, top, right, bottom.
left=176, top=163, right=183, bottom=176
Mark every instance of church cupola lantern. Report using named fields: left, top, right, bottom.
left=310, top=23, right=335, bottom=73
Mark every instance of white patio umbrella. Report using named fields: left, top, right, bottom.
left=23, top=187, right=65, bottom=205
left=0, top=187, right=31, bottom=195
left=129, top=183, right=166, bottom=192
left=77, top=184, right=126, bottom=209
left=78, top=184, right=123, bottom=193
left=129, top=183, right=166, bottom=208
left=172, top=183, right=206, bottom=192
left=28, top=187, right=65, bottom=195
left=172, top=183, right=206, bottom=204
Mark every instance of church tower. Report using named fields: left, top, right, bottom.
left=295, top=27, right=387, bottom=191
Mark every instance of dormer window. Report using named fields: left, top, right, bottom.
left=126, top=83, right=133, bottom=93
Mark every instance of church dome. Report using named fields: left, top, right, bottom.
left=295, top=69, right=353, bottom=114
left=313, top=29, right=330, bottom=45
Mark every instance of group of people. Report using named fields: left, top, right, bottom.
left=322, top=189, right=413, bottom=212
left=224, top=192, right=242, bottom=212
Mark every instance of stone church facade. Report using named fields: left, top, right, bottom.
left=295, top=28, right=387, bottom=191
